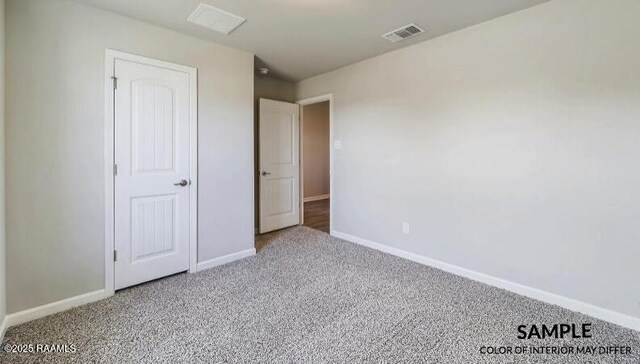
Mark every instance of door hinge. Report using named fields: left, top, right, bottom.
left=113, top=164, right=118, bottom=176
left=113, top=250, right=117, bottom=262
left=111, top=76, right=118, bottom=90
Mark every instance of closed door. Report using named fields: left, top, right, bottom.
left=114, top=58, right=191, bottom=290
left=259, top=99, right=300, bottom=233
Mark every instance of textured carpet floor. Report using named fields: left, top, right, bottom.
left=2, top=227, right=639, bottom=363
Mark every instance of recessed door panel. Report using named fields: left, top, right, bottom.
left=268, top=112, right=294, bottom=165
left=267, top=178, right=294, bottom=216
left=131, top=81, right=176, bottom=174
left=131, top=195, right=176, bottom=261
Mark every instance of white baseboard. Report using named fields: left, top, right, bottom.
left=196, top=248, right=256, bottom=272
left=1, top=249, right=255, bottom=332
left=0, top=316, right=7, bottom=342
left=331, top=230, right=640, bottom=333
left=303, top=194, right=330, bottom=203
left=4, top=289, right=108, bottom=330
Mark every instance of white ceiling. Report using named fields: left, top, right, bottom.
left=74, top=0, right=550, bottom=81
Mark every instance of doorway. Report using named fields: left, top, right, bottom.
left=105, top=50, right=198, bottom=293
left=299, top=95, right=333, bottom=234
left=257, top=94, right=333, bottom=235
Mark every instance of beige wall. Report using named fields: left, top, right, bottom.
left=5, top=0, right=254, bottom=313
left=255, top=76, right=296, bottom=104
left=0, top=0, right=6, bottom=328
left=254, top=76, right=296, bottom=230
left=297, top=0, right=640, bottom=320
left=302, top=102, right=330, bottom=199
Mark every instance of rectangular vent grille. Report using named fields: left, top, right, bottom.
left=187, top=3, right=246, bottom=35
left=382, top=23, right=425, bottom=43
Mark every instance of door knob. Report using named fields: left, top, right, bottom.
left=261, top=171, right=271, bottom=176
left=174, top=179, right=189, bottom=187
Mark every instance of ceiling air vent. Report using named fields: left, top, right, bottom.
left=187, top=3, right=246, bottom=35
left=382, top=23, right=425, bottom=43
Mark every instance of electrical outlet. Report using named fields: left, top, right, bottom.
left=402, top=222, right=410, bottom=234
left=334, top=140, right=342, bottom=150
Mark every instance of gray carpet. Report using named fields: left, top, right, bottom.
left=2, top=226, right=639, bottom=363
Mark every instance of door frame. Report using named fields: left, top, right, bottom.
left=104, top=49, right=198, bottom=296
left=297, top=94, right=334, bottom=234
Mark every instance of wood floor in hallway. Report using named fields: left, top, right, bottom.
left=303, top=199, right=330, bottom=233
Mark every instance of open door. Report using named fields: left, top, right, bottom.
left=259, top=99, right=301, bottom=233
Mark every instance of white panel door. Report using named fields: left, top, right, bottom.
left=259, top=99, right=300, bottom=233
left=115, top=59, right=191, bottom=290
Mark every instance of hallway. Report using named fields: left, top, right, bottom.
left=303, top=199, right=329, bottom=233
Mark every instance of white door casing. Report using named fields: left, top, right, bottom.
left=111, top=54, right=196, bottom=290
left=297, top=94, right=334, bottom=233
left=259, top=99, right=300, bottom=233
